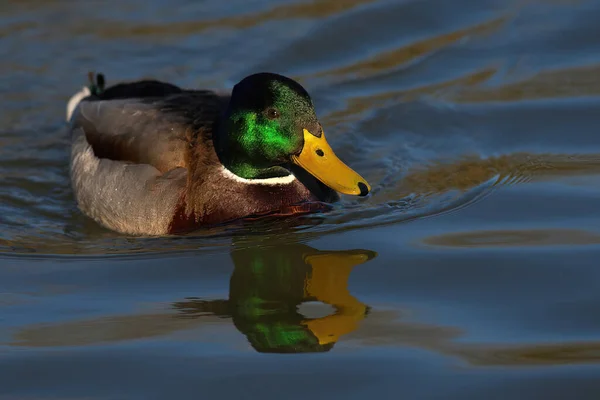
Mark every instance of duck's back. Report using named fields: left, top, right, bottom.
left=67, top=79, right=228, bottom=235
left=72, top=80, right=227, bottom=172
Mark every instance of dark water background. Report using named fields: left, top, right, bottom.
left=3, top=0, right=600, bottom=398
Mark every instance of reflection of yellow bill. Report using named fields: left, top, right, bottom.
left=292, top=129, right=371, bottom=196
left=301, top=250, right=374, bottom=345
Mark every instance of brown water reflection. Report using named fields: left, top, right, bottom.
left=399, top=153, right=600, bottom=194
left=324, top=68, right=497, bottom=125
left=309, top=14, right=509, bottom=82
left=454, top=64, right=600, bottom=103
left=346, top=311, right=600, bottom=367
left=63, top=0, right=379, bottom=39
left=423, top=228, right=600, bottom=248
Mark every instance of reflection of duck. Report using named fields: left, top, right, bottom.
left=13, top=239, right=600, bottom=366
left=67, top=72, right=370, bottom=236
left=173, top=242, right=376, bottom=353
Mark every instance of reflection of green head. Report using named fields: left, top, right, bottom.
left=172, top=241, right=375, bottom=354
left=229, top=244, right=334, bottom=353
left=240, top=317, right=334, bottom=354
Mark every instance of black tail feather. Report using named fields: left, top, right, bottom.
left=87, top=71, right=106, bottom=96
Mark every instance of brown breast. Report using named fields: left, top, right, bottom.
left=168, top=180, right=330, bottom=234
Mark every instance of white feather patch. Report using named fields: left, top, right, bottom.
left=66, top=86, right=91, bottom=121
left=219, top=165, right=296, bottom=185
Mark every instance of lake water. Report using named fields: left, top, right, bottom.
left=2, top=0, right=600, bottom=398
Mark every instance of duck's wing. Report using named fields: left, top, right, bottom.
left=70, top=90, right=228, bottom=173
left=70, top=125, right=189, bottom=236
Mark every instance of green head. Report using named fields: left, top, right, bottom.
left=216, top=72, right=370, bottom=196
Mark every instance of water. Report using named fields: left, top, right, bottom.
left=2, top=0, right=600, bottom=398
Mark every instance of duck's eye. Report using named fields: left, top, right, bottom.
left=266, top=108, right=280, bottom=119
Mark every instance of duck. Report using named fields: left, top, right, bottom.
left=66, top=72, right=371, bottom=236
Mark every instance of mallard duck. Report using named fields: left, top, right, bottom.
left=66, top=72, right=370, bottom=236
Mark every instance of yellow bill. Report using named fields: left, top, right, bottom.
left=291, top=129, right=371, bottom=196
